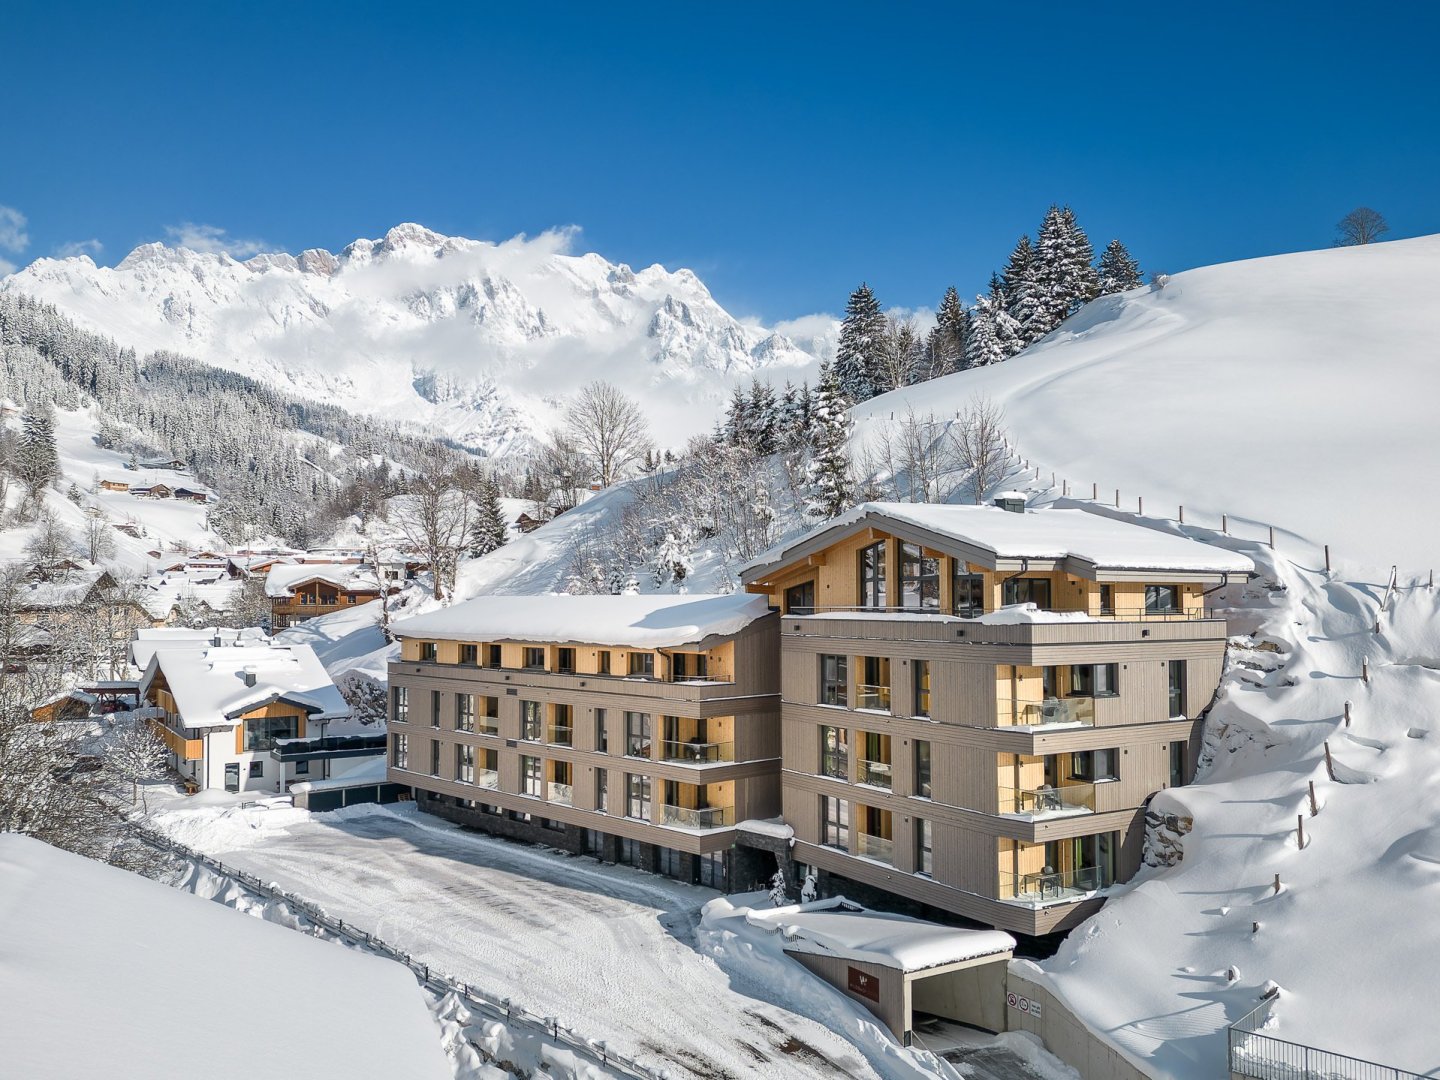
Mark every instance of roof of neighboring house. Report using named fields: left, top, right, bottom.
left=393, top=591, right=774, bottom=650
left=741, top=502, right=1256, bottom=582
left=16, top=567, right=119, bottom=610
left=264, top=563, right=382, bottom=599
left=130, top=626, right=271, bottom=669
left=139, top=638, right=352, bottom=730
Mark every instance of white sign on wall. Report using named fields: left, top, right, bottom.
left=1006, top=992, right=1042, bottom=1019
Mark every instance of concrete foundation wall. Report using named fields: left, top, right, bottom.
left=1005, top=969, right=1153, bottom=1080
left=913, top=963, right=1008, bottom=1034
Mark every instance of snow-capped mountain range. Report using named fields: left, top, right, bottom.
left=1, top=224, right=830, bottom=455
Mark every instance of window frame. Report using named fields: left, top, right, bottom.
left=858, top=540, right=888, bottom=610
left=1069, top=663, right=1120, bottom=698
left=914, top=739, right=932, bottom=799
left=520, top=700, right=543, bottom=741
left=819, top=653, right=848, bottom=707
left=1145, top=584, right=1180, bottom=614
left=1002, top=577, right=1052, bottom=609
left=899, top=542, right=941, bottom=611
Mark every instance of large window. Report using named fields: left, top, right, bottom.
left=819, top=654, right=848, bottom=707
left=953, top=571, right=985, bottom=617
left=625, top=712, right=652, bottom=757
left=1168, top=659, right=1186, bottom=717
left=596, top=768, right=609, bottom=813
left=419, top=641, right=437, bottom=662
left=549, top=703, right=574, bottom=746
left=523, top=647, right=546, bottom=670
left=821, top=795, right=849, bottom=849
left=478, top=696, right=499, bottom=736
left=914, top=740, right=932, bottom=799
left=392, top=686, right=408, bottom=723
left=819, top=725, right=848, bottom=779
left=1146, top=584, right=1180, bottom=614
left=1170, top=740, right=1189, bottom=788
left=1070, top=663, right=1120, bottom=697
left=557, top=647, right=576, bottom=674
left=858, top=656, right=891, bottom=711
left=859, top=541, right=887, bottom=609
left=430, top=690, right=441, bottom=728
left=626, top=773, right=652, bottom=820
left=486, top=644, right=503, bottom=668
left=1070, top=748, right=1119, bottom=782
left=785, top=580, right=816, bottom=615
left=916, top=819, right=933, bottom=876
left=628, top=652, right=655, bottom=678
left=595, top=709, right=609, bottom=753
left=521, top=755, right=542, bottom=796
left=521, top=700, right=543, bottom=741
left=672, top=652, right=708, bottom=680
left=456, top=744, right=475, bottom=784
left=460, top=644, right=478, bottom=665
left=913, top=659, right=931, bottom=717
left=391, top=732, right=408, bottom=769
left=597, top=650, right=611, bottom=675
left=244, top=715, right=299, bottom=752
left=456, top=693, right=475, bottom=732
left=430, top=740, right=441, bottom=777
left=899, top=543, right=940, bottom=611
left=1002, top=577, right=1052, bottom=609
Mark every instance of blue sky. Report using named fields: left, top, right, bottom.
left=4, top=2, right=1438, bottom=321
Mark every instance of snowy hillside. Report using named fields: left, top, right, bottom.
left=858, top=235, right=1440, bottom=573
left=2, top=224, right=828, bottom=453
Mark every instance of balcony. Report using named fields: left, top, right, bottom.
left=270, top=733, right=389, bottom=762
left=661, top=739, right=735, bottom=765
left=855, top=684, right=891, bottom=712
left=547, top=781, right=573, bottom=806
left=477, top=720, right=500, bottom=737
left=856, top=759, right=893, bottom=790
left=998, top=782, right=1096, bottom=820
left=853, top=832, right=894, bottom=864
left=546, top=725, right=574, bottom=747
left=475, top=769, right=499, bottom=790
left=997, top=696, right=1095, bottom=730
left=660, top=804, right=735, bottom=829
left=999, top=866, right=1110, bottom=907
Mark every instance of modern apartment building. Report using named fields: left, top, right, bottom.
left=386, top=592, right=781, bottom=890
left=738, top=500, right=1253, bottom=936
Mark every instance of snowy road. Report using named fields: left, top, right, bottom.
left=190, top=803, right=885, bottom=1080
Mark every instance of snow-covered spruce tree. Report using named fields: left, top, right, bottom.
left=14, top=408, right=59, bottom=508
left=1097, top=238, right=1144, bottom=294
left=965, top=291, right=1024, bottom=366
left=652, top=525, right=696, bottom=592
left=220, top=575, right=271, bottom=631
left=468, top=476, right=509, bottom=557
left=805, top=362, right=855, bottom=519
left=1029, top=205, right=1098, bottom=338
left=834, top=283, right=888, bottom=403
left=920, top=285, right=969, bottom=380
left=875, top=316, right=922, bottom=394
left=1001, top=236, right=1038, bottom=342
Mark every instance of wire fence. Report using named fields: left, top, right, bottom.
left=1228, top=1001, right=1425, bottom=1080
left=126, top=819, right=655, bottom=1079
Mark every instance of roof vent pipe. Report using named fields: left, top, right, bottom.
left=243, top=666, right=258, bottom=687
left=993, top=491, right=1028, bottom=514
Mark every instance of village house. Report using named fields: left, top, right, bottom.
left=387, top=593, right=782, bottom=890
left=736, top=499, right=1254, bottom=937
left=265, top=563, right=388, bottom=631
left=99, top=479, right=130, bottom=492
left=134, top=628, right=382, bottom=794
left=130, top=483, right=173, bottom=499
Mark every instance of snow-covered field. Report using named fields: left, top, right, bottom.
left=144, top=796, right=958, bottom=1080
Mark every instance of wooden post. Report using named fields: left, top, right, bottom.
left=1222, top=513, right=1229, bottom=534
left=1362, top=658, right=1369, bottom=684
left=1296, top=815, right=1305, bottom=849
left=1325, top=545, right=1331, bottom=572
left=1062, top=479, right=1069, bottom=496
left=1269, top=525, right=1275, bottom=548
left=1273, top=873, right=1281, bottom=895
left=1252, top=921, right=1260, bottom=934
left=1323, top=740, right=1335, bottom=780
left=1138, top=496, right=1144, bottom=515
left=1430, top=569, right=1434, bottom=590
left=1344, top=700, right=1351, bottom=727
left=1092, top=482, right=1098, bottom=500
left=1115, top=488, right=1121, bottom=508
left=1179, top=504, right=1185, bottom=524
left=1308, top=780, right=1318, bottom=817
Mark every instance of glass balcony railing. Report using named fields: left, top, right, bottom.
left=547, top=725, right=574, bottom=747
left=853, top=832, right=894, bottom=864
left=997, top=696, right=1096, bottom=729
left=998, top=782, right=1096, bottom=818
left=856, top=684, right=892, bottom=711
left=547, top=782, right=573, bottom=806
left=998, top=865, right=1110, bottom=905
left=477, top=720, right=500, bottom=737
left=660, top=804, right=735, bottom=829
left=475, top=769, right=499, bottom=790
left=661, top=740, right=735, bottom=764
left=856, top=759, right=893, bottom=790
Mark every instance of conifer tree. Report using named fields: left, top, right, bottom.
left=805, top=362, right=854, bottom=519
left=1097, top=239, right=1144, bottom=294
left=468, top=476, right=509, bottom=557
left=1030, top=205, right=1099, bottom=339
left=966, top=292, right=1024, bottom=365
left=1001, top=236, right=1038, bottom=336
left=15, top=409, right=59, bottom=502
left=834, top=283, right=888, bottom=403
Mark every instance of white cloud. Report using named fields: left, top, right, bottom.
left=0, top=257, right=16, bottom=276
left=55, top=238, right=103, bottom=259
left=163, top=222, right=268, bottom=258
left=0, top=204, right=30, bottom=255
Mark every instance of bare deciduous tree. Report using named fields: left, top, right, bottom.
left=393, top=448, right=473, bottom=601
left=107, top=716, right=170, bottom=812
left=534, top=429, right=593, bottom=516
left=949, top=395, right=1011, bottom=504
left=565, top=381, right=651, bottom=488
left=81, top=508, right=116, bottom=564
left=1335, top=207, right=1389, bottom=247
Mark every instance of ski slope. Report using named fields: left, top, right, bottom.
left=860, top=235, right=1440, bottom=574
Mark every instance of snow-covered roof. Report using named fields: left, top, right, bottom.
left=264, top=562, right=382, bottom=598
left=394, top=592, right=774, bottom=650
left=742, top=503, right=1255, bottom=580
left=0, top=834, right=450, bottom=1080
left=750, top=898, right=1016, bottom=972
left=130, top=626, right=270, bottom=669
left=137, top=635, right=352, bottom=730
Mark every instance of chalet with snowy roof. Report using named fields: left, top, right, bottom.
left=738, top=498, right=1254, bottom=936
left=138, top=630, right=381, bottom=794
left=136, top=457, right=188, bottom=471
left=130, top=483, right=173, bottom=499
left=99, top=479, right=130, bottom=492
left=265, top=563, right=387, bottom=632
left=173, top=487, right=209, bottom=504
left=388, top=592, right=782, bottom=890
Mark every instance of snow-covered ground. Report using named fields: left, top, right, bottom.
left=144, top=796, right=964, bottom=1080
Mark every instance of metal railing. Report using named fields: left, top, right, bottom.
left=791, top=603, right=1218, bottom=621
left=660, top=740, right=734, bottom=764
left=659, top=804, right=734, bottom=829
left=546, top=725, right=574, bottom=747
left=998, top=782, right=1096, bottom=817
left=122, top=819, right=653, bottom=1078
left=270, top=733, right=388, bottom=761
left=999, top=865, right=1108, bottom=904
left=857, top=759, right=893, bottom=789
left=1227, top=1000, right=1424, bottom=1080
left=998, top=696, right=1096, bottom=728
left=856, top=683, right=891, bottom=711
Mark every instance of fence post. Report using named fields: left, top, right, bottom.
left=1296, top=815, right=1305, bottom=849
left=1344, top=701, right=1351, bottom=727
left=1092, top=482, right=1098, bottom=500
left=1179, top=504, right=1184, bottom=524
left=1308, top=781, right=1318, bottom=817
left=1222, top=513, right=1229, bottom=534
left=1324, top=741, right=1335, bottom=781
left=1138, top=496, right=1143, bottom=515
left=1362, top=658, right=1370, bottom=684
left=1325, top=544, right=1331, bottom=572
left=1114, top=488, right=1120, bottom=508
left=1268, top=525, right=1275, bottom=548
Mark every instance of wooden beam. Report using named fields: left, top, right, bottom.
left=807, top=552, right=827, bottom=567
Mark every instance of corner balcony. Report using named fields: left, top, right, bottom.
left=547, top=781, right=573, bottom=806
left=660, top=804, right=735, bottom=829
left=852, top=831, right=894, bottom=864
left=997, top=782, right=1096, bottom=820
left=856, top=758, right=893, bottom=790
left=855, top=683, right=891, bottom=712
left=999, top=866, right=1110, bottom=907
left=661, top=739, right=735, bottom=765
left=996, top=696, right=1095, bottom=730
left=269, top=733, right=389, bottom=762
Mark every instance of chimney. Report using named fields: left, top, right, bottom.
left=243, top=666, right=258, bottom=687
left=993, top=492, right=1027, bottom=514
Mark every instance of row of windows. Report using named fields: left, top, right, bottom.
left=414, top=642, right=701, bottom=679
